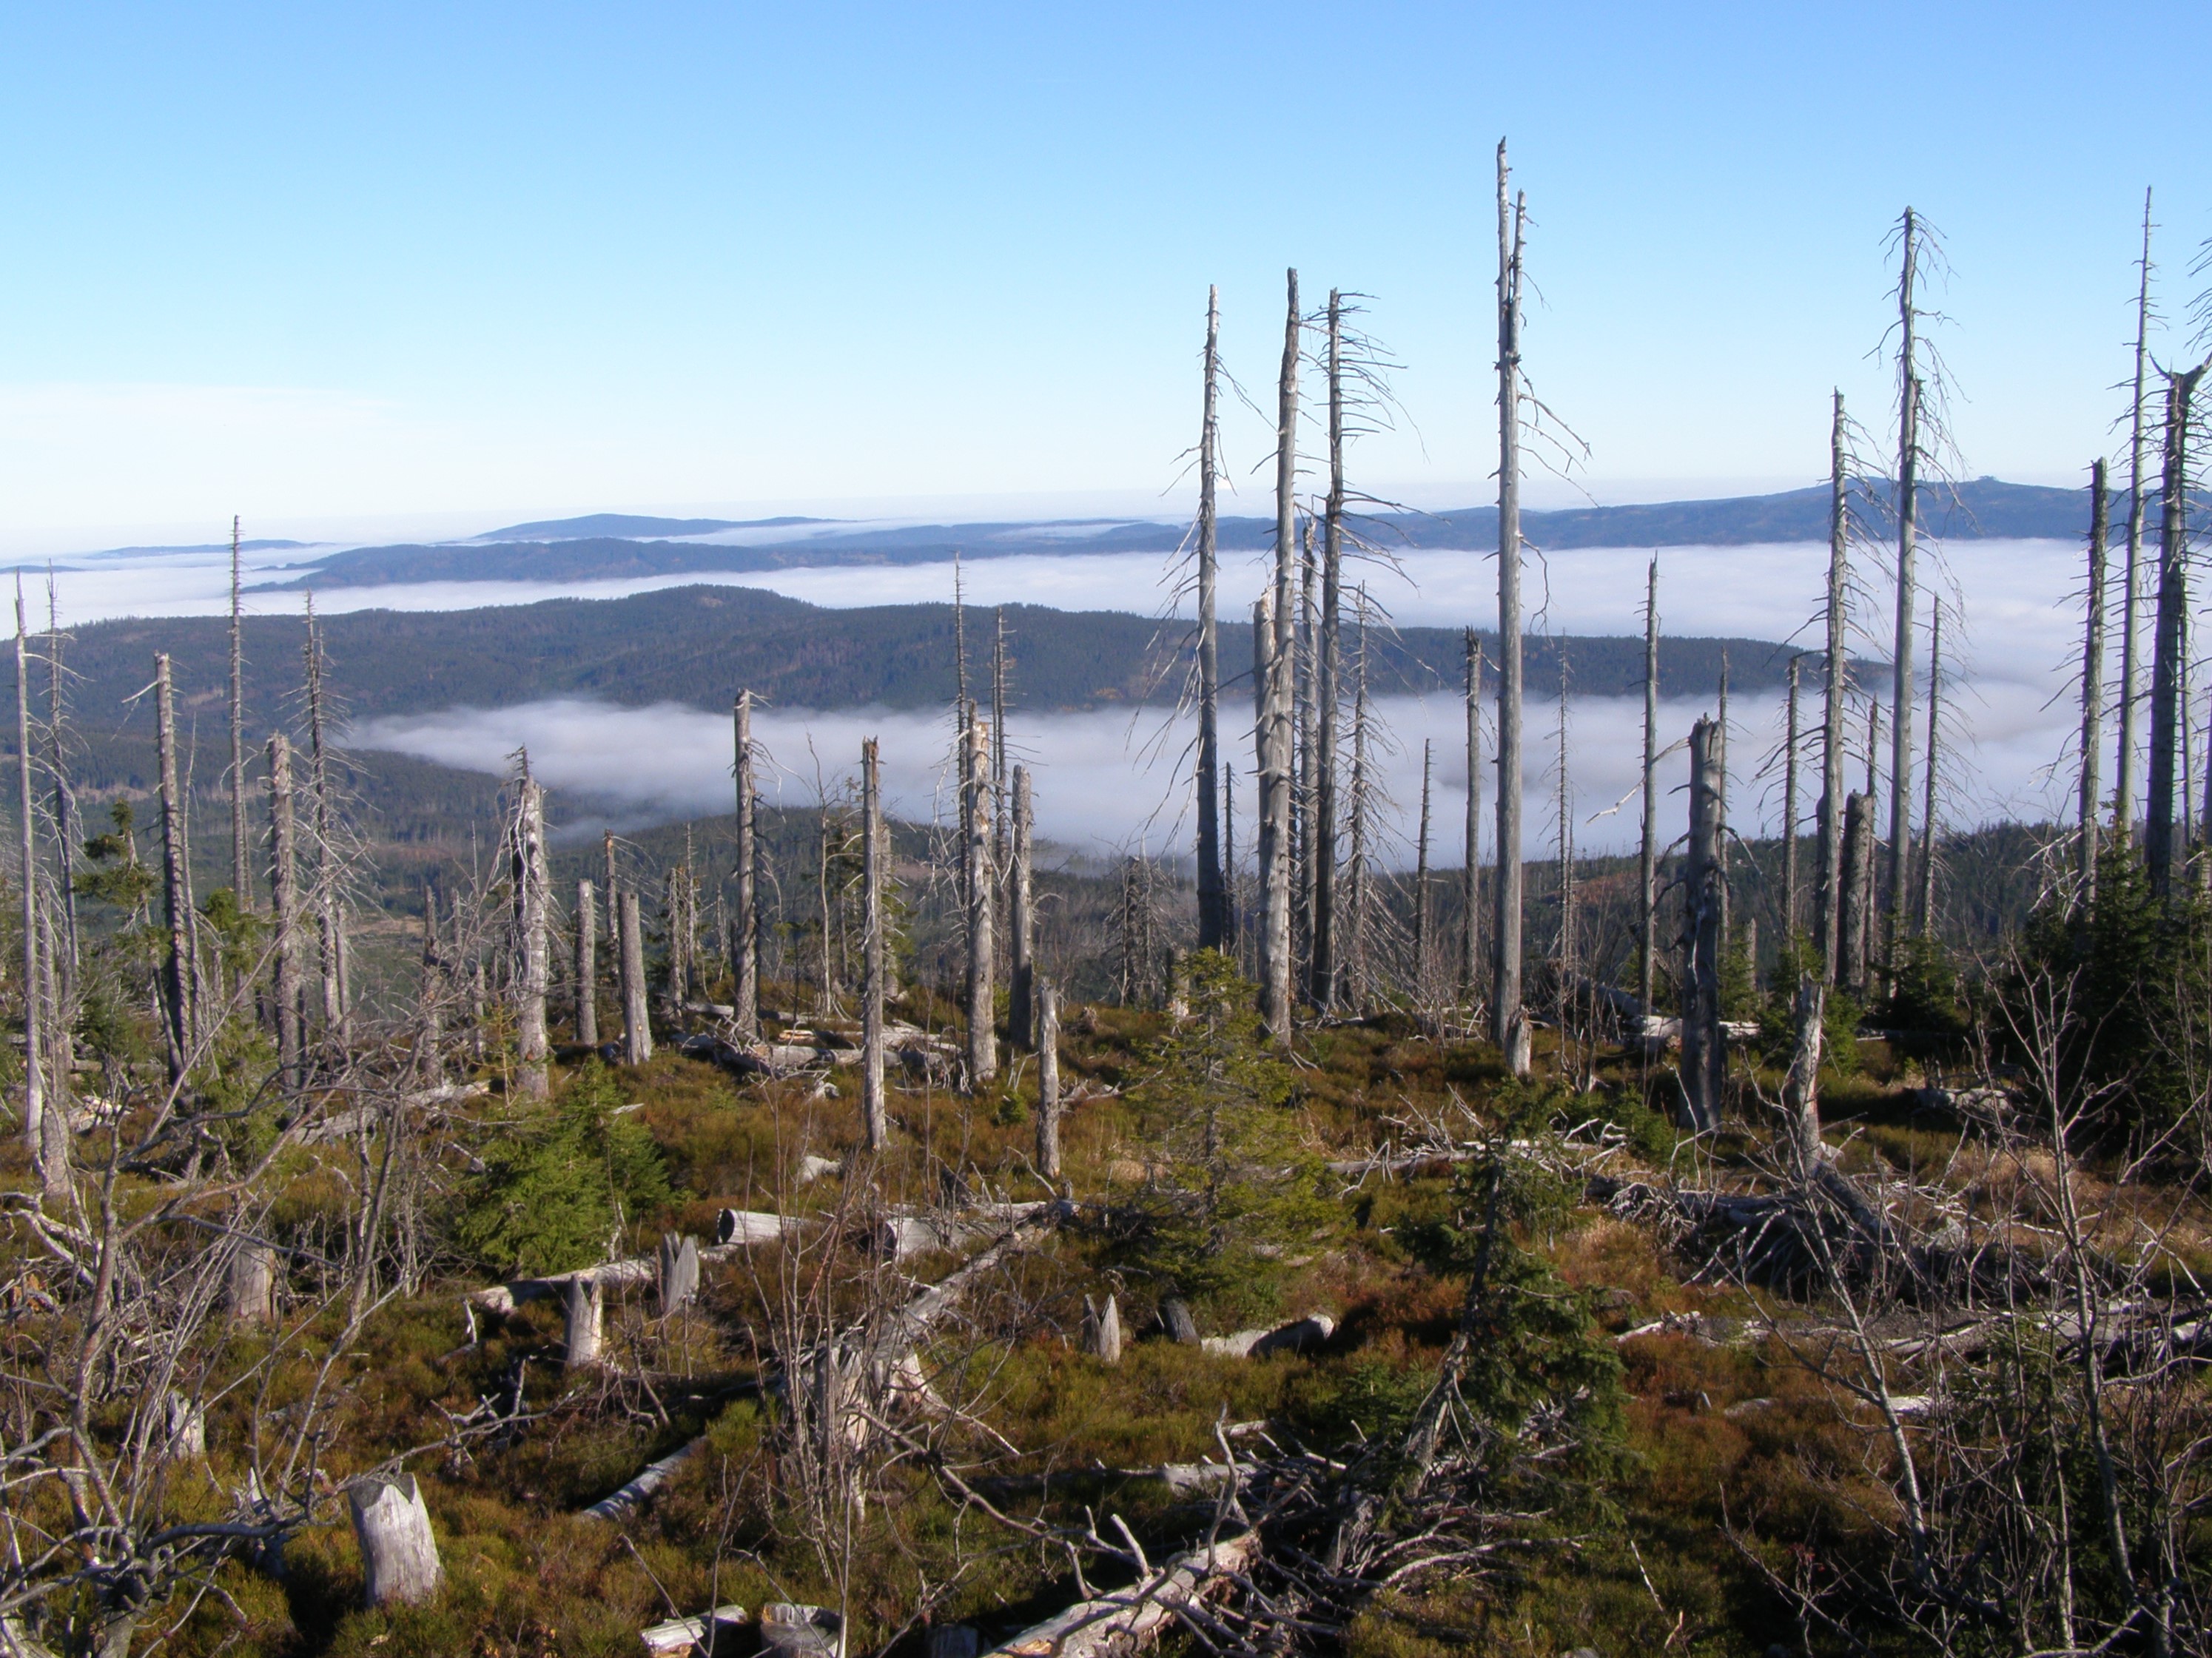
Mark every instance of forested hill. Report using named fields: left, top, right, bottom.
left=56, top=584, right=1809, bottom=737
left=255, top=476, right=2129, bottom=590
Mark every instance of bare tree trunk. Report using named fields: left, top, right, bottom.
left=619, top=890, right=652, bottom=1065
left=1492, top=143, right=1529, bottom=1076
left=1915, top=604, right=1943, bottom=935
left=1638, top=558, right=1659, bottom=1013
left=1258, top=267, right=1300, bottom=1043
left=1414, top=740, right=1433, bottom=1005
left=1784, top=654, right=1801, bottom=939
left=1195, top=286, right=1228, bottom=952
left=1294, top=522, right=1316, bottom=994
left=1816, top=391, right=1851, bottom=983
left=992, top=608, right=1009, bottom=866
left=303, top=606, right=346, bottom=1047
left=1314, top=290, right=1346, bottom=1012
left=1717, top=656, right=1731, bottom=948
left=1840, top=790, right=1876, bottom=994
left=267, top=735, right=303, bottom=1086
left=2148, top=366, right=2205, bottom=896
left=1556, top=661, right=1574, bottom=997
left=1035, top=979, right=1060, bottom=1179
left=349, top=1475, right=443, bottom=1608
left=1782, top=973, right=1825, bottom=1174
left=1009, top=765, right=1035, bottom=1046
left=228, top=517, right=250, bottom=907
left=1346, top=599, right=1371, bottom=1011
left=228, top=1241, right=278, bottom=1324
left=15, top=589, right=50, bottom=1189
left=964, top=715, right=996, bottom=1085
left=574, top=879, right=598, bottom=1046
left=861, top=737, right=888, bottom=1152
left=1680, top=717, right=1724, bottom=1131
left=732, top=690, right=758, bottom=1037
left=1462, top=633, right=1484, bottom=1008
left=154, top=653, right=195, bottom=1080
left=1887, top=211, right=1923, bottom=967
left=1079, top=1286, right=1117, bottom=1363
left=658, top=1233, right=700, bottom=1316
left=2118, top=189, right=2154, bottom=837
left=420, top=881, right=444, bottom=1060
left=511, top=771, right=549, bottom=1098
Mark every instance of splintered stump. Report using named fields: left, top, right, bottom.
left=565, top=1275, right=605, bottom=1369
left=759, top=1604, right=841, bottom=1655
left=348, top=1474, right=443, bottom=1607
left=1159, top=1297, right=1200, bottom=1347
left=659, top=1233, right=701, bottom=1315
left=228, top=1242, right=278, bottom=1324
left=1081, top=1293, right=1122, bottom=1364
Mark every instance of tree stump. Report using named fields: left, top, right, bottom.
left=759, top=1603, right=841, bottom=1655
left=1035, top=980, right=1061, bottom=1179
left=228, top=1241, right=278, bottom=1324
left=162, top=1390, right=206, bottom=1461
left=1082, top=1293, right=1122, bottom=1365
left=659, top=1233, right=700, bottom=1316
left=564, top=1275, right=604, bottom=1369
left=1159, top=1296, right=1200, bottom=1347
left=347, top=1473, right=443, bottom=1607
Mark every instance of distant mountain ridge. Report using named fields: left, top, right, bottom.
left=260, top=477, right=2135, bottom=590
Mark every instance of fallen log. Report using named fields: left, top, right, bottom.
left=983, top=1530, right=1259, bottom=1657
left=585, top=1435, right=710, bottom=1522
left=1200, top=1312, right=1335, bottom=1358
left=640, top=1604, right=747, bottom=1656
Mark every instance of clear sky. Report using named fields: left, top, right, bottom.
left=1, top=1, right=2207, bottom=550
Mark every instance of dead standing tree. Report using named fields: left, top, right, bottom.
left=1462, top=632, right=1485, bottom=1013
left=1257, top=267, right=1300, bottom=1043
left=154, top=652, right=198, bottom=1082
left=227, top=515, right=251, bottom=907
left=2117, top=189, right=2155, bottom=835
left=509, top=760, right=551, bottom=1099
left=303, top=600, right=348, bottom=1050
left=2146, top=360, right=2208, bottom=896
left=1492, top=141, right=1531, bottom=1077
left=1815, top=391, right=1852, bottom=983
left=1194, top=285, right=1229, bottom=951
left=1638, top=557, right=1660, bottom=1014
left=15, top=587, right=63, bottom=1193
left=861, top=736, right=888, bottom=1152
left=733, top=689, right=759, bottom=1038
left=267, top=734, right=305, bottom=1086
left=1680, top=717, right=1725, bottom=1131
left=1009, top=764, right=1035, bottom=1047
left=963, top=714, right=996, bottom=1086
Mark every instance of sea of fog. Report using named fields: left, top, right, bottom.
left=26, top=535, right=2096, bottom=862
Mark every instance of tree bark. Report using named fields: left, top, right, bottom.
left=861, top=736, right=888, bottom=1152
left=228, top=1241, right=278, bottom=1324
left=1638, top=558, right=1660, bottom=1013
left=1887, top=213, right=1923, bottom=968
left=1009, top=765, right=1035, bottom=1047
left=658, top=1232, right=700, bottom=1316
left=1782, top=973, right=1825, bottom=1174
left=619, top=889, right=653, bottom=1065
left=1195, top=285, right=1228, bottom=951
left=1080, top=1290, right=1120, bottom=1364
left=267, top=735, right=303, bottom=1086
left=1680, top=717, right=1724, bottom=1131
left=1492, top=143, right=1528, bottom=1076
left=2148, top=366, right=2205, bottom=896
left=963, top=715, right=996, bottom=1086
left=154, top=653, right=195, bottom=1080
left=2117, top=189, right=2153, bottom=836
left=1840, top=790, right=1877, bottom=993
left=1463, top=633, right=1485, bottom=1007
left=732, top=690, right=758, bottom=1037
left=15, top=589, right=49, bottom=1187
left=1816, top=391, right=1851, bottom=982
left=564, top=1273, right=604, bottom=1368
left=347, top=1474, right=443, bottom=1607
left=228, top=517, right=250, bottom=908
left=511, top=772, right=550, bottom=1098
left=574, top=878, right=598, bottom=1046
left=1258, top=267, right=1300, bottom=1044
left=1035, top=978, right=1060, bottom=1179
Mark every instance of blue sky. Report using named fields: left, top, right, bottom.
left=1, top=1, right=2207, bottom=547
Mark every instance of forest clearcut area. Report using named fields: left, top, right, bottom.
left=2, top=167, right=2210, bottom=1658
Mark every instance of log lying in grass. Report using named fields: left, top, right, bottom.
left=1199, top=1312, right=1335, bottom=1358
left=877, top=1201, right=1056, bottom=1261
left=759, top=1604, right=841, bottom=1654
left=982, top=1530, right=1259, bottom=1657
left=714, top=1209, right=809, bottom=1247
left=972, top=1461, right=1252, bottom=1501
left=585, top=1435, right=710, bottom=1522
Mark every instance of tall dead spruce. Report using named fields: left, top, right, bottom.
left=1194, top=286, right=1228, bottom=951
left=509, top=761, right=550, bottom=1098
left=2147, top=360, right=2207, bottom=894
left=2117, top=188, right=2154, bottom=834
left=1311, top=289, right=1349, bottom=1011
left=1462, top=632, right=1484, bottom=1009
left=732, top=689, right=759, bottom=1037
left=267, top=733, right=304, bottom=1085
left=1679, top=716, right=1725, bottom=1130
left=1638, top=557, right=1660, bottom=1014
left=1009, top=764, right=1035, bottom=1047
left=1492, top=141, right=1530, bottom=1076
left=861, top=736, right=888, bottom=1151
left=1815, top=391, right=1852, bottom=983
left=963, top=713, right=996, bottom=1085
left=303, top=602, right=347, bottom=1048
left=227, top=516, right=250, bottom=906
left=154, top=652, right=197, bottom=1080
left=1257, top=268, right=1300, bottom=1042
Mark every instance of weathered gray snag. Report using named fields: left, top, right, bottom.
left=1679, top=718, right=1724, bottom=1131
left=227, top=516, right=250, bottom=908
left=1035, top=978, right=1060, bottom=1179
left=303, top=602, right=347, bottom=1046
left=2147, top=364, right=2206, bottom=895
left=1295, top=520, right=1316, bottom=990
left=1463, top=633, right=1484, bottom=1004
left=45, top=580, right=78, bottom=999
left=963, top=715, right=997, bottom=1086
left=511, top=770, right=550, bottom=1099
left=347, top=1474, right=443, bottom=1607
left=15, top=588, right=48, bottom=1185
left=1413, top=740, right=1433, bottom=1000
left=574, top=877, right=598, bottom=1047
left=658, top=1233, right=700, bottom=1316
left=1782, top=974, right=1825, bottom=1173
left=2117, top=189, right=2154, bottom=835
left=861, top=737, right=889, bottom=1152
left=1080, top=1291, right=1120, bottom=1364
left=154, top=653, right=195, bottom=1079
left=1313, top=289, right=1348, bottom=1012
left=1345, top=595, right=1373, bottom=1008
left=1840, top=790, right=1877, bottom=992
left=732, top=690, right=759, bottom=1037
left=1009, top=764, right=1035, bottom=1046
left=619, top=889, right=653, bottom=1065
left=1492, top=141, right=1529, bottom=1076
left=1784, top=655, right=1802, bottom=938
left=1886, top=210, right=1924, bottom=961
left=1916, top=605, right=1943, bottom=934
left=267, top=735, right=303, bottom=1085
left=1638, top=558, right=1659, bottom=1013
left=1815, top=391, right=1851, bottom=982
left=1258, top=268, right=1300, bottom=1043
left=1195, top=285, right=1228, bottom=952
left=564, top=1274, right=604, bottom=1367
left=991, top=607, right=1009, bottom=863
